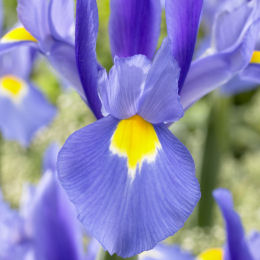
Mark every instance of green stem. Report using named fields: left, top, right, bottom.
left=198, top=95, right=230, bottom=227
left=97, top=249, right=138, bottom=260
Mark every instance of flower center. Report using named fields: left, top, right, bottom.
left=1, top=27, right=37, bottom=43
left=110, top=115, right=161, bottom=180
left=0, top=75, right=27, bottom=101
left=250, top=50, right=260, bottom=64
left=197, top=248, right=223, bottom=260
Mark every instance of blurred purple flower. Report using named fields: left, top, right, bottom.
left=0, top=0, right=56, bottom=146
left=0, top=47, right=56, bottom=146
left=0, top=144, right=83, bottom=260
left=0, top=0, right=85, bottom=99
left=200, top=0, right=260, bottom=95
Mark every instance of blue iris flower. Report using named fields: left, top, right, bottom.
left=56, top=0, right=259, bottom=257
left=0, top=144, right=83, bottom=260
left=201, top=0, right=260, bottom=95
left=0, top=0, right=85, bottom=98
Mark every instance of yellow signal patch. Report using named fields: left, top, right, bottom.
left=197, top=248, right=223, bottom=260
left=1, top=27, right=37, bottom=43
left=0, top=75, right=27, bottom=102
left=250, top=51, right=260, bottom=64
left=110, top=115, right=161, bottom=180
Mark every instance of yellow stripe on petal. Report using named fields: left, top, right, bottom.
left=197, top=248, right=223, bottom=260
left=110, top=115, right=161, bottom=180
left=0, top=75, right=28, bottom=103
left=1, top=27, right=37, bottom=43
left=250, top=51, right=260, bottom=64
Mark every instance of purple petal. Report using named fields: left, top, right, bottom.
left=43, top=143, right=60, bottom=173
left=109, top=0, right=161, bottom=59
left=165, top=0, right=203, bottom=89
left=0, top=47, right=35, bottom=79
left=180, top=19, right=260, bottom=110
left=49, top=0, right=75, bottom=44
left=138, top=38, right=184, bottom=124
left=99, top=55, right=151, bottom=119
left=0, top=40, right=38, bottom=55
left=0, top=83, right=56, bottom=147
left=248, top=232, right=260, bottom=260
left=17, top=0, right=50, bottom=41
left=57, top=116, right=200, bottom=257
left=221, top=74, right=259, bottom=96
left=213, top=188, right=253, bottom=260
left=139, top=243, right=194, bottom=260
left=212, top=1, right=254, bottom=51
left=75, top=0, right=102, bottom=118
left=29, top=171, right=83, bottom=260
left=85, top=239, right=100, bottom=260
left=46, top=41, right=84, bottom=99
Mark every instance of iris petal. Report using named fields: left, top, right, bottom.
left=109, top=0, right=161, bottom=59
left=49, top=0, right=75, bottom=43
left=213, top=3, right=253, bottom=51
left=213, top=189, right=253, bottom=260
left=139, top=243, right=194, bottom=260
left=75, top=0, right=102, bottom=118
left=0, top=82, right=56, bottom=146
left=138, top=39, right=183, bottom=124
left=165, top=0, right=203, bottom=89
left=58, top=116, right=200, bottom=257
left=99, top=55, right=151, bottom=119
left=17, top=0, right=50, bottom=41
left=180, top=19, right=260, bottom=110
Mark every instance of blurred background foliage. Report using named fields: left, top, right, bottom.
left=1, top=0, right=260, bottom=256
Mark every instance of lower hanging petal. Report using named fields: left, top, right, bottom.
left=58, top=116, right=200, bottom=258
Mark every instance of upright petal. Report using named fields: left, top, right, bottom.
left=99, top=55, right=151, bottom=119
left=165, top=0, right=203, bottom=89
left=213, top=189, right=253, bottom=260
left=212, top=2, right=253, bottom=51
left=180, top=19, right=260, bottom=110
left=29, top=171, right=83, bottom=260
left=0, top=81, right=56, bottom=147
left=58, top=116, right=200, bottom=257
left=46, top=41, right=84, bottom=98
left=109, top=0, right=161, bottom=59
left=75, top=0, right=102, bottom=118
left=17, top=0, right=50, bottom=41
left=49, top=0, right=75, bottom=43
left=138, top=39, right=184, bottom=124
